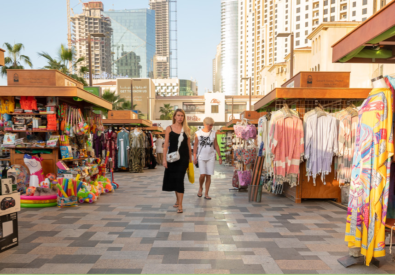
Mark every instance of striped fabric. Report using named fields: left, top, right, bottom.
left=250, top=156, right=264, bottom=201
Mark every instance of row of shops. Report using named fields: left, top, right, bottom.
left=215, top=1, right=395, bottom=268
left=0, top=69, right=167, bottom=252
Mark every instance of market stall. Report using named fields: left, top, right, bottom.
left=102, top=116, right=156, bottom=172
left=331, top=0, right=395, bottom=267
left=254, top=72, right=371, bottom=203
left=0, top=70, right=111, bottom=175
left=0, top=69, right=117, bottom=212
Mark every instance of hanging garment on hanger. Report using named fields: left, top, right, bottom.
left=304, top=113, right=338, bottom=185
left=117, top=130, right=129, bottom=168
left=346, top=88, right=394, bottom=266
left=105, top=131, right=118, bottom=169
left=265, top=110, right=284, bottom=174
left=129, top=131, right=145, bottom=173
left=271, top=116, right=304, bottom=187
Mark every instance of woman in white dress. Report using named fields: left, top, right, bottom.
left=193, top=117, right=222, bottom=200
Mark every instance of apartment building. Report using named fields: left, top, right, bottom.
left=221, top=0, right=239, bottom=95
left=71, top=1, right=112, bottom=76
left=238, top=0, right=384, bottom=96
left=149, top=0, right=170, bottom=79
left=212, top=43, right=222, bottom=93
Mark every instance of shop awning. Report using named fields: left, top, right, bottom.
left=254, top=88, right=371, bottom=111
left=332, top=1, right=395, bottom=63
left=0, top=86, right=112, bottom=110
left=103, top=119, right=152, bottom=127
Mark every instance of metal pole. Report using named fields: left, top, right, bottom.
left=131, top=80, right=133, bottom=110
left=231, top=96, right=234, bottom=121
left=290, top=33, right=294, bottom=78
left=88, top=34, right=92, bottom=87
left=249, top=77, right=252, bottom=111
left=147, top=98, right=149, bottom=120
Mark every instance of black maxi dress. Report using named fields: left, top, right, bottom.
left=162, top=128, right=189, bottom=193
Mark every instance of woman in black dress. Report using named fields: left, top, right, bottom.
left=162, top=109, right=192, bottom=213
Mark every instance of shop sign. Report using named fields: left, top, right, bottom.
left=187, top=115, right=201, bottom=122
left=84, top=87, right=101, bottom=97
left=132, top=79, right=151, bottom=117
left=210, top=99, right=220, bottom=104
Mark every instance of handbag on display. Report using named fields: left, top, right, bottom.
left=237, top=170, right=252, bottom=187
left=242, top=147, right=257, bottom=165
left=166, top=127, right=184, bottom=163
left=232, top=170, right=239, bottom=188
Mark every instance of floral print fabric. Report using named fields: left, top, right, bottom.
left=345, top=88, right=394, bottom=266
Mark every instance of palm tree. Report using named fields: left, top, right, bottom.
left=102, top=90, right=125, bottom=110
left=159, top=103, right=174, bottom=120
left=38, top=44, right=88, bottom=86
left=1, top=42, right=33, bottom=77
left=190, top=126, right=198, bottom=141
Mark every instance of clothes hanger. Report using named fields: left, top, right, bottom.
left=314, top=100, right=327, bottom=118
left=282, top=104, right=293, bottom=118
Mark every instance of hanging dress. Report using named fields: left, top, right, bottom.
left=117, top=131, right=129, bottom=168
left=129, top=131, right=145, bottom=173
left=345, top=88, right=394, bottom=266
left=93, top=132, right=104, bottom=158
left=105, top=131, right=118, bottom=169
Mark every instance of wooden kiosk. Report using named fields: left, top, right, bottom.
left=0, top=70, right=112, bottom=175
left=254, top=72, right=371, bottom=203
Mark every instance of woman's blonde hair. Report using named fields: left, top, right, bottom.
left=172, top=109, right=190, bottom=138
left=203, top=117, right=215, bottom=125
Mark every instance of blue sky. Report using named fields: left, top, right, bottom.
left=0, top=0, right=221, bottom=94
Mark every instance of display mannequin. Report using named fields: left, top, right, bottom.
left=372, top=76, right=388, bottom=89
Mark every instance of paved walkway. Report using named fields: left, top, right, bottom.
left=0, top=163, right=394, bottom=274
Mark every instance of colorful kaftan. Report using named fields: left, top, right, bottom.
left=345, top=88, right=394, bottom=266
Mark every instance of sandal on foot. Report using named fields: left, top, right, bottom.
left=173, top=204, right=179, bottom=208
left=177, top=209, right=183, bottom=213
left=204, top=196, right=212, bottom=200
left=197, top=194, right=202, bottom=197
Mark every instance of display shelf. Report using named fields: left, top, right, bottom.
left=7, top=130, right=57, bottom=133
left=62, top=158, right=90, bottom=162
left=9, top=113, right=54, bottom=116
left=14, top=147, right=57, bottom=150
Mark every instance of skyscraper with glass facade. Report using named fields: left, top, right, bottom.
left=104, top=9, right=156, bottom=78
left=221, top=0, right=238, bottom=96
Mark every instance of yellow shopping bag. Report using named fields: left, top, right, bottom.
left=187, top=162, right=195, bottom=183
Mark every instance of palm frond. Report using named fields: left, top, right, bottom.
left=3, top=42, right=13, bottom=52
left=20, top=55, right=33, bottom=68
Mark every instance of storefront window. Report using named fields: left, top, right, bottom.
left=211, top=105, right=219, bottom=113
left=225, top=103, right=246, bottom=113
left=183, top=102, right=205, bottom=114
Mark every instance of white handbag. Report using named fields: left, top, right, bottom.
left=166, top=127, right=184, bottom=163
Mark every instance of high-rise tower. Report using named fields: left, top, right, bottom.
left=71, top=1, right=112, bottom=77
left=221, top=0, right=239, bottom=95
left=149, top=0, right=170, bottom=79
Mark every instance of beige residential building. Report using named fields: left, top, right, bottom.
left=149, top=0, right=170, bottom=79
left=71, top=1, right=112, bottom=76
left=258, top=21, right=395, bottom=94
left=238, top=0, right=387, bottom=96
left=213, top=43, right=222, bottom=93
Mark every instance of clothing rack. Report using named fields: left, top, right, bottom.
left=254, top=88, right=371, bottom=203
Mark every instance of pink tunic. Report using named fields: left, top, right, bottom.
left=271, top=117, right=304, bottom=187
